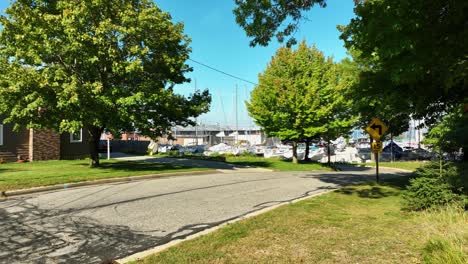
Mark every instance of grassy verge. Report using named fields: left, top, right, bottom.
left=151, top=154, right=333, bottom=171
left=224, top=156, right=333, bottom=171
left=153, top=153, right=227, bottom=162
left=359, top=161, right=426, bottom=171
left=0, top=159, right=211, bottom=191
left=134, top=178, right=467, bottom=264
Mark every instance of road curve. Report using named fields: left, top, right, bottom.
left=0, top=166, right=407, bottom=263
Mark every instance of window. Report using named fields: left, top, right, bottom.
left=0, top=124, right=3, bottom=146
left=70, top=129, right=82, bottom=143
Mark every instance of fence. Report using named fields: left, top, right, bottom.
left=106, top=140, right=150, bottom=154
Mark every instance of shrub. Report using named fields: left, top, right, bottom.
left=403, top=177, right=460, bottom=210
left=403, top=162, right=467, bottom=210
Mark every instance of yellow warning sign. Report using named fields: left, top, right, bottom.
left=365, top=118, right=388, bottom=140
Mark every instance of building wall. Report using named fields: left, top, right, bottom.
left=31, top=129, right=60, bottom=161
left=0, top=117, right=91, bottom=162
left=16, top=129, right=30, bottom=160
left=60, top=129, right=90, bottom=160
left=0, top=122, right=29, bottom=162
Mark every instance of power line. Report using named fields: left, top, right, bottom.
left=188, top=58, right=258, bottom=86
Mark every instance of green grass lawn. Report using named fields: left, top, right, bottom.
left=224, top=155, right=333, bottom=171
left=152, top=153, right=333, bottom=171
left=134, top=177, right=468, bottom=264
left=0, top=159, right=211, bottom=191
left=360, top=161, right=426, bottom=171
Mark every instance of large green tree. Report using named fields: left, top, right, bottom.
left=0, top=0, right=211, bottom=166
left=340, top=0, right=468, bottom=124
left=248, top=41, right=355, bottom=163
left=319, top=58, right=357, bottom=164
left=234, top=0, right=467, bottom=121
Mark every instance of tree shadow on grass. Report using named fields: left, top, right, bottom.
left=71, top=161, right=191, bottom=173
left=0, top=167, right=21, bottom=174
left=303, top=171, right=414, bottom=199
left=336, top=185, right=400, bottom=199
left=97, top=161, right=189, bottom=172
left=334, top=175, right=415, bottom=199
left=225, top=161, right=273, bottom=168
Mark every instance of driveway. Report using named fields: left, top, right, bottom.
left=0, top=166, right=408, bottom=263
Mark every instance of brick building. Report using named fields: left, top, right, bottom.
left=0, top=119, right=89, bottom=162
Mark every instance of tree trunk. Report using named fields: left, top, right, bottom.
left=292, top=141, right=298, bottom=164
left=327, top=139, right=331, bottom=166
left=88, top=126, right=104, bottom=167
left=439, top=150, right=443, bottom=177
left=463, top=146, right=468, bottom=162
left=304, top=139, right=310, bottom=162
left=390, top=133, right=394, bottom=162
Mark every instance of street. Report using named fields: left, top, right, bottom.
left=0, top=166, right=405, bottom=263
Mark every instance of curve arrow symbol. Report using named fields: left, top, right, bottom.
left=370, top=123, right=382, bottom=135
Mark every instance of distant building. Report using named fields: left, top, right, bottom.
left=159, top=125, right=265, bottom=146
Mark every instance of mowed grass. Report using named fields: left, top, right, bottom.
left=225, top=155, right=333, bottom=171
left=362, top=161, right=426, bottom=171
left=0, top=159, right=210, bottom=191
left=133, top=178, right=468, bottom=264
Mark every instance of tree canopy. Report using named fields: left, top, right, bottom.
left=247, top=41, right=355, bottom=163
left=340, top=0, right=468, bottom=123
left=0, top=0, right=211, bottom=166
left=233, top=0, right=327, bottom=47
left=234, top=0, right=467, bottom=123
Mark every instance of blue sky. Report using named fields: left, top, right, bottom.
left=0, top=1, right=356, bottom=129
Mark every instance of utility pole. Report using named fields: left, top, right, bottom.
left=235, top=84, right=238, bottom=144
left=194, top=79, right=198, bottom=146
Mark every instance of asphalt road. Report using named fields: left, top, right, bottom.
left=0, top=165, right=407, bottom=264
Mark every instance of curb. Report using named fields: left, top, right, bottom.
left=1, top=170, right=217, bottom=198
left=116, top=188, right=337, bottom=263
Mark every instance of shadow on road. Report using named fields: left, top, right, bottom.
left=0, top=199, right=162, bottom=264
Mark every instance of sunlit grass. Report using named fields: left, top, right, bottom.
left=225, top=156, right=333, bottom=171
left=0, top=159, right=210, bottom=191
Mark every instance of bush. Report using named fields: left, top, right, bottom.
left=403, top=177, right=460, bottom=210
left=403, top=162, right=467, bottom=210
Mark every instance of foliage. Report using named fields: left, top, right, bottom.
left=403, top=177, right=461, bottom=211
left=319, top=58, right=358, bottom=140
left=340, top=0, right=468, bottom=123
left=349, top=55, right=411, bottom=140
left=234, top=0, right=467, bottom=131
left=233, top=0, right=327, bottom=47
left=402, top=162, right=467, bottom=211
left=247, top=41, right=356, bottom=162
left=0, top=0, right=211, bottom=166
left=423, top=105, right=468, bottom=156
